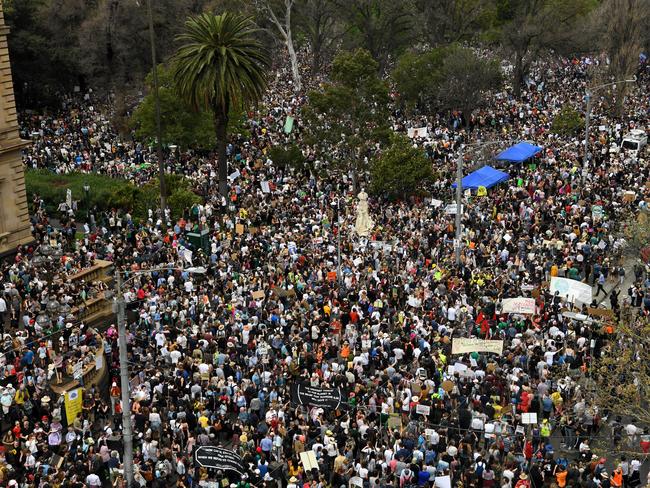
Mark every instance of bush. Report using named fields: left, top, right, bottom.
left=268, top=144, right=306, bottom=170
left=371, top=135, right=433, bottom=199
left=25, top=170, right=137, bottom=214
left=26, top=170, right=201, bottom=222
left=551, top=107, right=584, bottom=136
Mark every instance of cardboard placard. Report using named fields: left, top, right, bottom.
left=587, top=307, right=615, bottom=320
left=235, top=224, right=245, bottom=235
left=416, top=404, right=431, bottom=416
left=300, top=450, right=319, bottom=472
left=441, top=380, right=455, bottom=392
left=251, top=290, right=265, bottom=301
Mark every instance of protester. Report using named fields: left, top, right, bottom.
left=0, top=48, right=648, bottom=488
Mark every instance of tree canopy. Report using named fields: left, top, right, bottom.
left=302, top=49, right=391, bottom=187
left=371, top=135, right=433, bottom=198
left=171, top=12, right=269, bottom=195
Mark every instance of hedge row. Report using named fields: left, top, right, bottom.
left=25, top=170, right=201, bottom=221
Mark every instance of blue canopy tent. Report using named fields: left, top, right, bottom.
left=495, top=142, right=542, bottom=163
left=451, top=166, right=509, bottom=190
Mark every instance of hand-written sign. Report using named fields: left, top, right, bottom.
left=501, top=297, right=536, bottom=315
left=451, top=338, right=504, bottom=355
left=194, top=446, right=245, bottom=475
left=291, top=383, right=346, bottom=410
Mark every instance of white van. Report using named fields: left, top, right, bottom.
left=621, top=129, right=647, bottom=154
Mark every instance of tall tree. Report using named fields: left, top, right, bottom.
left=172, top=13, right=269, bottom=196
left=255, top=0, right=302, bottom=91
left=302, top=49, right=390, bottom=189
left=334, top=0, right=414, bottom=72
left=391, top=48, right=448, bottom=113
left=498, top=0, right=594, bottom=98
left=415, top=0, right=493, bottom=46
left=4, top=0, right=87, bottom=107
left=295, top=0, right=344, bottom=75
left=130, top=65, right=216, bottom=149
left=599, top=0, right=647, bottom=116
left=435, top=46, right=502, bottom=126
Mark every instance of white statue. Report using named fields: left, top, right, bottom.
left=355, top=189, right=374, bottom=237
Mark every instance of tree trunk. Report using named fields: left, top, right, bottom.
left=311, top=43, right=322, bottom=76
left=215, top=111, right=229, bottom=197
left=513, top=52, right=525, bottom=99
left=286, top=29, right=302, bottom=91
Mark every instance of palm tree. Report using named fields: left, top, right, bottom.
left=172, top=13, right=269, bottom=196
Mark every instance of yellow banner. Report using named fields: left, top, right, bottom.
left=64, top=388, right=83, bottom=424
left=477, top=186, right=487, bottom=196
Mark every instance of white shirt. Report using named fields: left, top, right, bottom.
left=86, top=474, right=101, bottom=486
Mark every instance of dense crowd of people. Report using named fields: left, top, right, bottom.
left=0, top=48, right=649, bottom=488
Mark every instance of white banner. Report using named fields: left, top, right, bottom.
left=549, top=277, right=593, bottom=304
left=451, top=338, right=504, bottom=355
left=407, top=127, right=429, bottom=139
left=501, top=297, right=536, bottom=315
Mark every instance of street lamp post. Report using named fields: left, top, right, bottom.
left=137, top=0, right=167, bottom=214
left=454, top=152, right=463, bottom=266
left=582, top=77, right=636, bottom=181
left=83, top=183, right=90, bottom=222
left=114, top=265, right=206, bottom=486
left=454, top=140, right=519, bottom=266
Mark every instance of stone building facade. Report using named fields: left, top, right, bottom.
left=0, top=3, right=32, bottom=256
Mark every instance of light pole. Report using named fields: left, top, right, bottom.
left=136, top=0, right=166, bottom=214
left=83, top=183, right=90, bottom=222
left=454, top=140, right=518, bottom=266
left=332, top=197, right=343, bottom=287
left=583, top=77, right=636, bottom=180
left=454, top=152, right=463, bottom=266
left=114, top=265, right=206, bottom=486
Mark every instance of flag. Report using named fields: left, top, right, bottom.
left=284, top=116, right=295, bottom=134
left=64, top=387, right=83, bottom=424
left=477, top=186, right=487, bottom=197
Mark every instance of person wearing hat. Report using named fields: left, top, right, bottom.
left=287, top=476, right=300, bottom=488
left=515, top=472, right=530, bottom=488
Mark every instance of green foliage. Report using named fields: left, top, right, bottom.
left=392, top=48, right=448, bottom=111
left=25, top=170, right=137, bottom=215
left=171, top=12, right=270, bottom=195
left=172, top=13, right=270, bottom=114
left=303, top=49, right=391, bottom=179
left=371, top=135, right=433, bottom=198
left=436, top=46, right=502, bottom=121
left=338, top=0, right=414, bottom=71
left=268, top=144, right=306, bottom=170
left=25, top=170, right=200, bottom=221
left=130, top=64, right=216, bottom=149
left=551, top=106, right=584, bottom=136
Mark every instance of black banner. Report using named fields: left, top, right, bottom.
left=291, top=383, right=347, bottom=410
left=194, top=446, right=245, bottom=475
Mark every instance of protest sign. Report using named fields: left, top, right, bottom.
left=550, top=277, right=593, bottom=304
left=416, top=404, right=431, bottom=416
left=451, top=338, right=504, bottom=355
left=291, top=383, right=346, bottom=410
left=501, top=297, right=536, bottom=315
left=434, top=476, right=451, bottom=488
left=521, top=412, right=538, bottom=424
left=407, top=127, right=428, bottom=139
left=300, top=450, right=319, bottom=472
left=251, top=290, right=265, bottom=300
left=284, top=116, right=295, bottom=134
left=194, top=446, right=245, bottom=475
